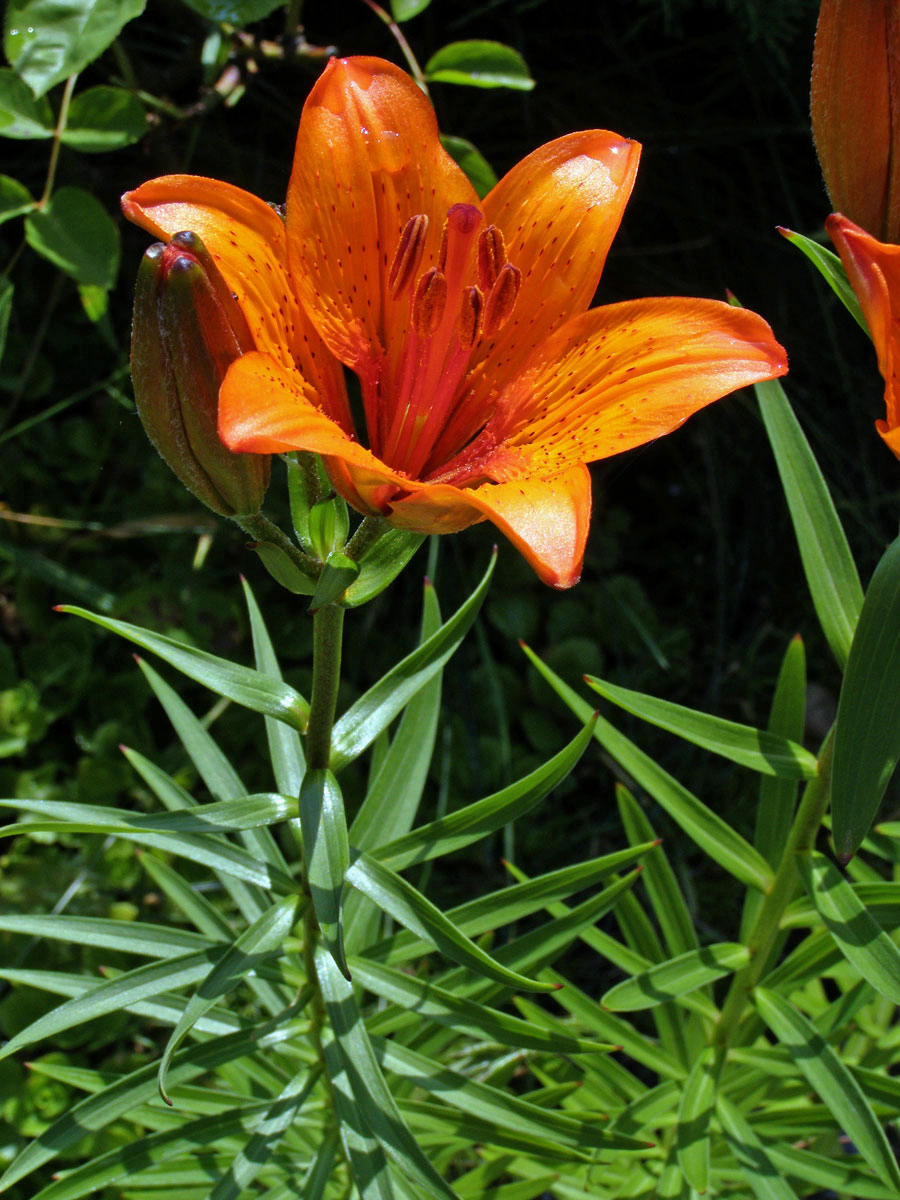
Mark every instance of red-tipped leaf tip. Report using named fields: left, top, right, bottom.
left=52, top=604, right=65, bottom=612
left=161, top=1091, right=173, bottom=1107
left=651, top=838, right=663, bottom=847
left=239, top=573, right=247, bottom=583
left=776, top=226, right=797, bottom=239
left=553, top=982, right=564, bottom=991
left=838, top=850, right=856, bottom=866
left=518, top=638, right=528, bottom=649
left=132, top=653, right=143, bottom=663
left=423, top=576, right=432, bottom=588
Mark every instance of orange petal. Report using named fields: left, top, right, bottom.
left=388, top=466, right=592, bottom=588
left=472, top=132, right=640, bottom=388
left=479, top=297, right=787, bottom=475
left=122, top=175, right=349, bottom=430
left=811, top=0, right=900, bottom=243
left=285, top=56, right=478, bottom=370
left=827, top=213, right=900, bottom=440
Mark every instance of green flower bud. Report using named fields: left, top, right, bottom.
left=131, top=231, right=270, bottom=517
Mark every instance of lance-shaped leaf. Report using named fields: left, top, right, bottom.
left=766, top=1142, right=898, bottom=1200
left=754, top=987, right=900, bottom=1193
left=0, top=913, right=218, bottom=958
left=330, top=550, right=495, bottom=770
left=602, top=943, right=750, bottom=1012
left=755, top=377, right=863, bottom=670
left=300, top=768, right=350, bottom=977
left=316, top=949, right=458, bottom=1199
left=780, top=227, right=867, bottom=333
left=799, top=851, right=900, bottom=1003
left=59, top=605, right=310, bottom=730
left=832, top=533, right=900, bottom=858
left=321, top=1031, right=395, bottom=1199
left=586, top=674, right=818, bottom=779
left=298, top=1129, right=340, bottom=1200
left=342, top=529, right=426, bottom=608
left=676, top=1046, right=720, bottom=1194
left=374, top=714, right=596, bottom=869
left=522, top=644, right=773, bottom=892
left=156, top=894, right=301, bottom=1102
left=716, top=1093, right=801, bottom=1200
left=345, top=852, right=555, bottom=992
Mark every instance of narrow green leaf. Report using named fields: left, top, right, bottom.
left=0, top=913, right=217, bottom=957
left=522, top=644, right=774, bottom=893
left=346, top=852, right=555, bottom=992
left=716, top=1093, right=801, bottom=1200
left=322, top=1030, right=395, bottom=1198
left=61, top=605, right=309, bottom=731
left=349, top=957, right=610, bottom=1055
left=756, top=376, right=863, bottom=669
left=780, top=227, right=868, bottom=333
left=375, top=714, right=596, bottom=870
left=342, top=528, right=425, bottom=607
left=587, top=674, right=817, bottom=778
left=252, top=540, right=317, bottom=596
left=766, top=1142, right=898, bottom=1200
left=4, top=0, right=146, bottom=96
left=138, top=852, right=234, bottom=940
left=309, top=552, right=359, bottom=610
left=798, top=851, right=900, bottom=1003
left=61, top=85, right=147, bottom=151
left=0, top=275, right=11, bottom=360
left=602, top=942, right=749, bottom=1011
left=754, top=987, right=900, bottom=1192
left=300, top=768, right=350, bottom=976
left=316, top=948, right=459, bottom=1199
left=832, top=532, right=900, bottom=857
left=425, top=40, right=535, bottom=90
left=330, top=551, right=495, bottom=771
left=156, top=894, right=300, bottom=1102
left=298, top=1129, right=339, bottom=1200
left=440, top=135, right=498, bottom=198
left=25, top=186, right=119, bottom=288
left=676, top=1047, right=719, bottom=1193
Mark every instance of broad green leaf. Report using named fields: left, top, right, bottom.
left=62, top=605, right=310, bottom=730
left=780, top=227, right=867, bottom=333
left=374, top=1040, right=649, bottom=1152
left=342, top=527, right=425, bottom=607
left=157, top=894, right=300, bottom=1102
left=0, top=174, right=35, bottom=223
left=252, top=539, right=317, bottom=596
left=832, top=532, right=900, bottom=857
left=425, top=40, right=535, bottom=90
left=374, top=714, right=596, bottom=870
left=179, top=0, right=283, bottom=24
left=587, top=674, right=817, bottom=778
left=331, top=550, right=494, bottom=770
left=346, top=852, right=555, bottom=992
left=25, top=186, right=119, bottom=287
left=316, top=949, right=458, bottom=1199
left=716, top=1093, right=801, bottom=1200
left=440, top=135, right=498, bottom=198
left=300, top=768, right=350, bottom=976
left=390, top=0, right=430, bottom=20
left=602, top=943, right=749, bottom=1011
left=61, top=85, right=146, bottom=150
left=1, top=798, right=294, bottom=891
left=522, top=643, right=774, bottom=893
left=676, top=1047, right=719, bottom=1193
left=0, top=66, right=52, bottom=136
left=754, top=987, right=900, bottom=1192
left=4, top=0, right=145, bottom=96
left=799, top=851, right=900, bottom=1002
left=756, top=376, right=863, bottom=669
left=349, top=957, right=609, bottom=1056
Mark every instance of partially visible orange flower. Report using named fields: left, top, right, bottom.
left=812, top=0, right=900, bottom=244
left=123, top=56, right=787, bottom=587
left=828, top=213, right=900, bottom=458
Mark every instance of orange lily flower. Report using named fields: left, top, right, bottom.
left=827, top=213, right=900, bottom=459
left=123, top=56, right=786, bottom=587
left=811, top=0, right=900, bottom=244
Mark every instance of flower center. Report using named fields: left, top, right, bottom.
left=378, top=203, right=520, bottom=481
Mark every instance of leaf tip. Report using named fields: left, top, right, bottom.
left=837, top=849, right=856, bottom=867
left=553, top=981, right=564, bottom=991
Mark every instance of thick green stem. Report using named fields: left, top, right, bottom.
left=714, top=728, right=835, bottom=1048
left=305, top=604, right=344, bottom=770
left=234, top=511, right=319, bottom=581
left=344, top=515, right=388, bottom=562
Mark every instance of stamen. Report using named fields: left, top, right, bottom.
left=388, top=213, right=428, bottom=297
left=412, top=268, right=447, bottom=337
left=483, top=263, right=521, bottom=337
left=458, top=286, right=483, bottom=350
left=477, top=225, right=507, bottom=290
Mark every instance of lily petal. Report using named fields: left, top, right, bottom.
left=827, top=213, right=900, bottom=446
left=472, top=132, right=640, bottom=388
left=285, top=56, right=478, bottom=370
left=122, top=175, right=350, bottom=430
left=390, top=466, right=592, bottom=588
left=476, top=297, right=787, bottom=475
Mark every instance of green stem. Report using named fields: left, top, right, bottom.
left=41, top=74, right=77, bottom=207
left=714, top=727, right=835, bottom=1048
left=234, top=511, right=320, bottom=581
left=344, top=515, right=388, bottom=562
left=360, top=0, right=429, bottom=94
left=305, top=604, right=345, bottom=770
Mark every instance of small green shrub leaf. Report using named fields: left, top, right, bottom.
left=25, top=187, right=120, bottom=288
left=61, top=85, right=146, bottom=151
left=425, top=40, right=535, bottom=90
left=0, top=67, right=52, bottom=136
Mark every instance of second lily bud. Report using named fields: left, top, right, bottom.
left=131, top=231, right=270, bottom=517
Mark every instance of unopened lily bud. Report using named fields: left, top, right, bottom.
left=131, top=232, right=270, bottom=516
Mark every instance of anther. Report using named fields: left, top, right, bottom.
left=458, top=286, right=483, bottom=350
left=477, top=225, right=507, bottom=291
left=483, top=263, right=521, bottom=337
left=413, top=268, right=448, bottom=337
left=388, top=213, right=428, bottom=297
